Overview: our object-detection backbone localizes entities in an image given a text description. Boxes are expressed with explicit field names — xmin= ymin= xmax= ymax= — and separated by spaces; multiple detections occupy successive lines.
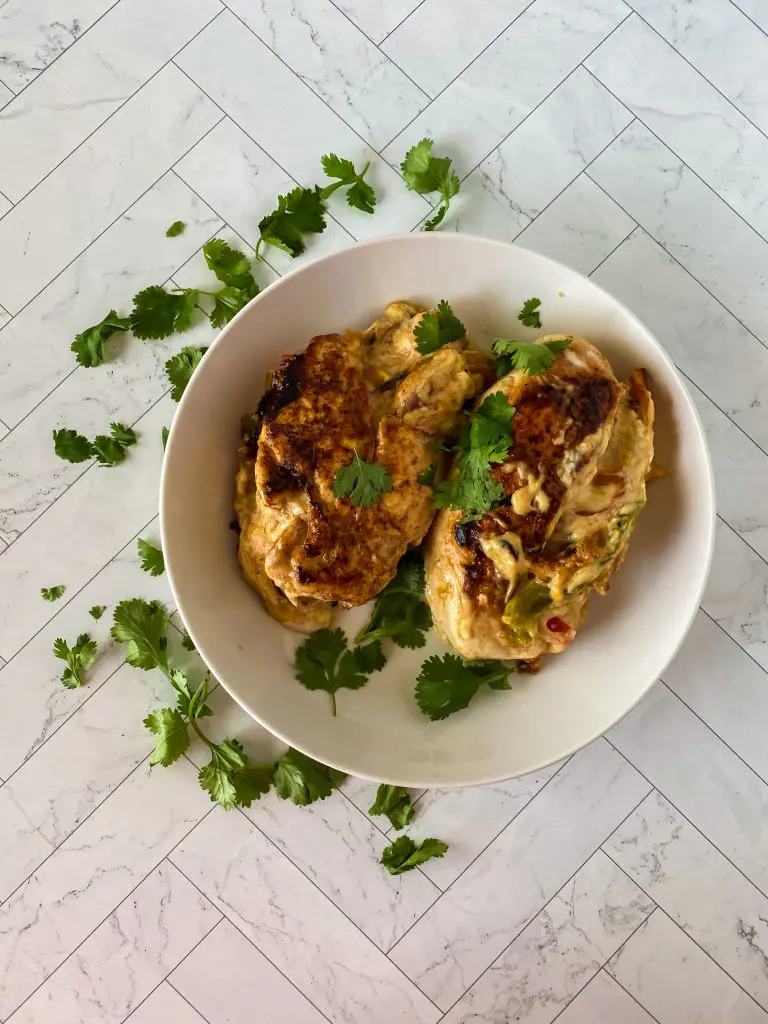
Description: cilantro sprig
xmin=320 ymin=154 xmax=377 ymax=214
xmin=415 ymin=654 xmax=513 ymax=720
xmin=493 ymin=336 xmax=571 ymax=378
xmin=369 ymin=785 xmax=415 ymax=830
xmin=355 ymin=552 xmax=432 ymax=650
xmin=401 ymin=138 xmax=460 ymax=231
xmin=137 ymin=538 xmax=164 ymax=577
xmin=256 ymin=187 xmax=327 ymax=259
xmin=333 ymin=450 xmax=393 ymax=508
xmin=294 ymin=628 xmax=386 ymax=716
xmin=381 ymin=835 xmax=448 ymax=874
xmin=433 ymin=392 xmax=515 ymax=520
xmin=165 ymin=346 xmax=208 ymax=402
xmin=71 ymin=311 xmax=131 ymax=368
xmin=111 ymin=598 xmax=347 ymax=809
xmin=518 ymin=297 xmax=542 ymax=329
xmin=413 ymin=300 xmax=466 ymax=355
xmin=53 ymin=423 xmax=137 ymax=467
xmin=53 ymin=633 xmax=98 ymax=689
xmin=41 ymin=584 xmax=65 ymax=602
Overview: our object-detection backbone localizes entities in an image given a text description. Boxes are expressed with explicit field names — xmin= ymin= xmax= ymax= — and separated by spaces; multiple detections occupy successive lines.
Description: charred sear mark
xmin=263 ymin=462 xmax=306 ymax=497
xmin=454 ymin=522 xmax=474 ymax=547
xmin=257 ymin=353 xmax=306 ymax=421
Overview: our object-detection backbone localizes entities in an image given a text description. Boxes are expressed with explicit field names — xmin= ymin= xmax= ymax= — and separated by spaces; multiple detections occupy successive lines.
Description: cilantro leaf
xmin=198 ymin=738 xmax=272 ymax=810
xmin=355 ymin=553 xmax=433 ymax=650
xmin=111 ymin=598 xmax=170 ymax=672
xmin=413 ymin=300 xmax=466 ymax=354
xmin=353 ymin=638 xmax=387 ymax=673
xmin=53 ymin=428 xmax=94 ymax=464
xmin=165 ymin=346 xmax=208 ymax=402
xmin=92 ymin=422 xmax=137 ymax=467
xmin=71 ymin=310 xmax=131 ymax=368
xmin=294 ymin=627 xmax=384 ymax=716
xmin=415 ymin=654 xmax=513 ymax=720
xmin=89 ymin=604 xmax=107 ymax=620
xmin=320 ymin=154 xmax=377 ymax=214
xmin=137 ymin=538 xmax=164 ymax=577
xmin=166 ymin=220 xmax=186 ymax=237
xmin=272 ymin=747 xmax=346 ymax=805
xmin=381 ymin=835 xmax=448 ymax=875
xmin=401 ymin=138 xmax=460 ymax=231
xmin=130 ymin=285 xmax=200 ymax=340
xmin=161 ymin=426 xmax=169 ymax=450
xmin=493 ymin=336 xmax=571 ymax=377
xmin=203 ymin=239 xmax=255 ymax=289
xmin=418 ymin=463 xmax=437 ymax=487
xmin=181 ymin=631 xmax=196 ymax=652
xmin=332 ymin=450 xmax=393 ymax=508
xmin=433 ymin=446 xmax=505 ymax=521
xmin=256 ymin=187 xmax=327 ymax=259
xmin=369 ymin=785 xmax=415 ymax=830
xmin=468 ymin=393 xmax=516 ymax=462
xmin=209 ymin=283 xmax=259 ymax=328
xmin=518 ymin=297 xmax=542 ymax=329
xmin=53 ymin=633 xmax=97 ymax=689
xmin=144 ymin=707 xmax=190 ymax=768
xmin=41 ymin=584 xmax=65 ymax=602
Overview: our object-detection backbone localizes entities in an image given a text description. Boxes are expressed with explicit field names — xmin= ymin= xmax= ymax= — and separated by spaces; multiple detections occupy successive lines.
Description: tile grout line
xmin=581 ymin=64 xmax=768 ymax=253
xmin=714 ymin=510 xmax=768 ymax=573
xmin=587 ymin=223 xmax=640 ymax=276
xmin=386 ymin=754 xmax=577 ymax=957
xmin=675 ymin=365 xmax=768 ymax=461
xmin=433 ymin=782 xmax=654 ymax=1018
xmin=700 ymin=604 xmax=768 ymax=692
xmin=601 ymin=851 xmax=768 ymax=1016
xmin=607 ymin=970 xmax=664 ymax=1024
xmin=583 ymin=166 xmax=768 ymax=355
xmin=0 ymin=109 xmax=226 ymax=326
xmin=725 ymin=0 xmax=768 ymax=40
xmin=548 ymin=905 xmax=661 ymax=1024
xmin=3 ymin=795 xmax=218 ymax=1021
xmin=603 ymin=735 xmax=768 ymax=902
xmin=167 ymin=854 xmax=337 ymax=1024
xmin=280 ymin=0 xmax=433 ymax=102
xmin=227 ymin=804 xmax=441 ymax=1011
xmin=377 ymin=0 xmax=541 ymax=154
xmin=4 ymin=6 xmax=228 ymax=209
xmin=380 ymin=0 xmax=430 ymax=43
xmin=626 ymin=7 xmax=768 ymax=148
xmin=0 ymin=0 xmax=124 ymax=103
xmin=164 ymin=979 xmax=216 ymax=1024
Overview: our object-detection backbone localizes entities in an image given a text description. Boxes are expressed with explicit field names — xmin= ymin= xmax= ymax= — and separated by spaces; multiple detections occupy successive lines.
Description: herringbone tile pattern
xmin=1 ymin=1 xmax=768 ymax=1020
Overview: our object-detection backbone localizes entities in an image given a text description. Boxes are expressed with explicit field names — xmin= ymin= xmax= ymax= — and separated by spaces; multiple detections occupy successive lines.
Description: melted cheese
xmin=480 ymin=531 xmax=526 ymax=587
xmin=511 ymin=474 xmax=550 ymax=516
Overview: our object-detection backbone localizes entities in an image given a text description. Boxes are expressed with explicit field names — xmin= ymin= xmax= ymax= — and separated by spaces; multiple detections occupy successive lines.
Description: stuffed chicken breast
xmin=424 ymin=335 xmax=654 ymax=664
xmin=235 ymin=302 xmax=493 ymax=631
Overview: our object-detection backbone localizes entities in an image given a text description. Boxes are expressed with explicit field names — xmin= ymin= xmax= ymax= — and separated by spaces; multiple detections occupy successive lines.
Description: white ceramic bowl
xmin=161 ymin=233 xmax=715 ymax=788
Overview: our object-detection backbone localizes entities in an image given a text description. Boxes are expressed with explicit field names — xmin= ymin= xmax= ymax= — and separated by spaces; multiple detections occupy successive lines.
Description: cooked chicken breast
xmin=425 ymin=336 xmax=653 ymax=663
xmin=235 ymin=302 xmax=493 ymax=631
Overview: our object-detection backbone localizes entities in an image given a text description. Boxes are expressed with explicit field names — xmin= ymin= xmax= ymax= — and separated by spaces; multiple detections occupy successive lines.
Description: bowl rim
xmin=160 ymin=232 xmax=717 ymax=788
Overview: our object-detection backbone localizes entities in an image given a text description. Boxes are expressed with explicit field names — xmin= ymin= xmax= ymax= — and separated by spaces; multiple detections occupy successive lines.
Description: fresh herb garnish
xmin=71 ymin=310 xmax=131 ymax=368
xmin=381 ymin=835 xmax=449 ymax=874
xmin=493 ymin=336 xmax=571 ymax=378
xmin=293 ymin=628 xmax=386 ymax=716
xmin=369 ymin=785 xmax=415 ymax=830
xmin=355 ymin=552 xmax=432 ymax=650
xmin=415 ymin=653 xmax=513 ymax=720
xmin=41 ymin=584 xmax=65 ymax=602
xmin=161 ymin=426 xmax=169 ymax=450
xmin=332 ymin=450 xmax=393 ymax=508
xmin=413 ymin=300 xmax=466 ymax=354
xmin=89 ymin=604 xmax=107 ymax=620
xmin=256 ymin=187 xmax=327 ymax=259
xmin=165 ymin=346 xmax=208 ymax=403
xmin=130 ymin=285 xmax=200 ymax=340
xmin=319 ymin=154 xmax=376 ymax=214
xmin=433 ymin=393 xmax=515 ymax=520
xmin=53 ymin=633 xmax=98 ymax=689
xmin=418 ymin=463 xmax=437 ymax=487
xmin=203 ymin=238 xmax=260 ymax=327
xmin=518 ymin=297 xmax=542 ymax=329
xmin=272 ymin=747 xmax=347 ymax=805
xmin=166 ymin=220 xmax=186 ymax=237
xmin=137 ymin=538 xmax=164 ymax=577
xmin=401 ymin=138 xmax=460 ymax=231
xmin=53 ymin=423 xmax=137 ymax=467
xmin=181 ymin=631 xmax=196 ymax=652
xmin=53 ymin=428 xmax=95 ymax=464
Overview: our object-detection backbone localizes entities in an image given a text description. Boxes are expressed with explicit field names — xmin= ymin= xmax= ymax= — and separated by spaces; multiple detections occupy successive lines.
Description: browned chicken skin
xmin=425 ymin=337 xmax=654 ymax=662
xmin=235 ymin=302 xmax=493 ymax=631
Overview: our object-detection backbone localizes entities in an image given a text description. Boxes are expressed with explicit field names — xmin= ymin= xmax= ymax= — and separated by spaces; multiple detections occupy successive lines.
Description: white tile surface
xmin=0 ymin=0 xmax=222 ymax=201
xmin=390 ymin=739 xmax=649 ymax=1009
xmin=2 ymin=2 xmax=768 ymax=1022
xmin=608 ymin=911 xmax=768 ymax=1024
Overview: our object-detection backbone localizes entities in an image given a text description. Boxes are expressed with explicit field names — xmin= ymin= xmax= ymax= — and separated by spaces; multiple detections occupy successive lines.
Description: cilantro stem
xmin=318 ymin=161 xmax=370 ymax=201
xmin=330 ymin=692 xmax=337 ymax=718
